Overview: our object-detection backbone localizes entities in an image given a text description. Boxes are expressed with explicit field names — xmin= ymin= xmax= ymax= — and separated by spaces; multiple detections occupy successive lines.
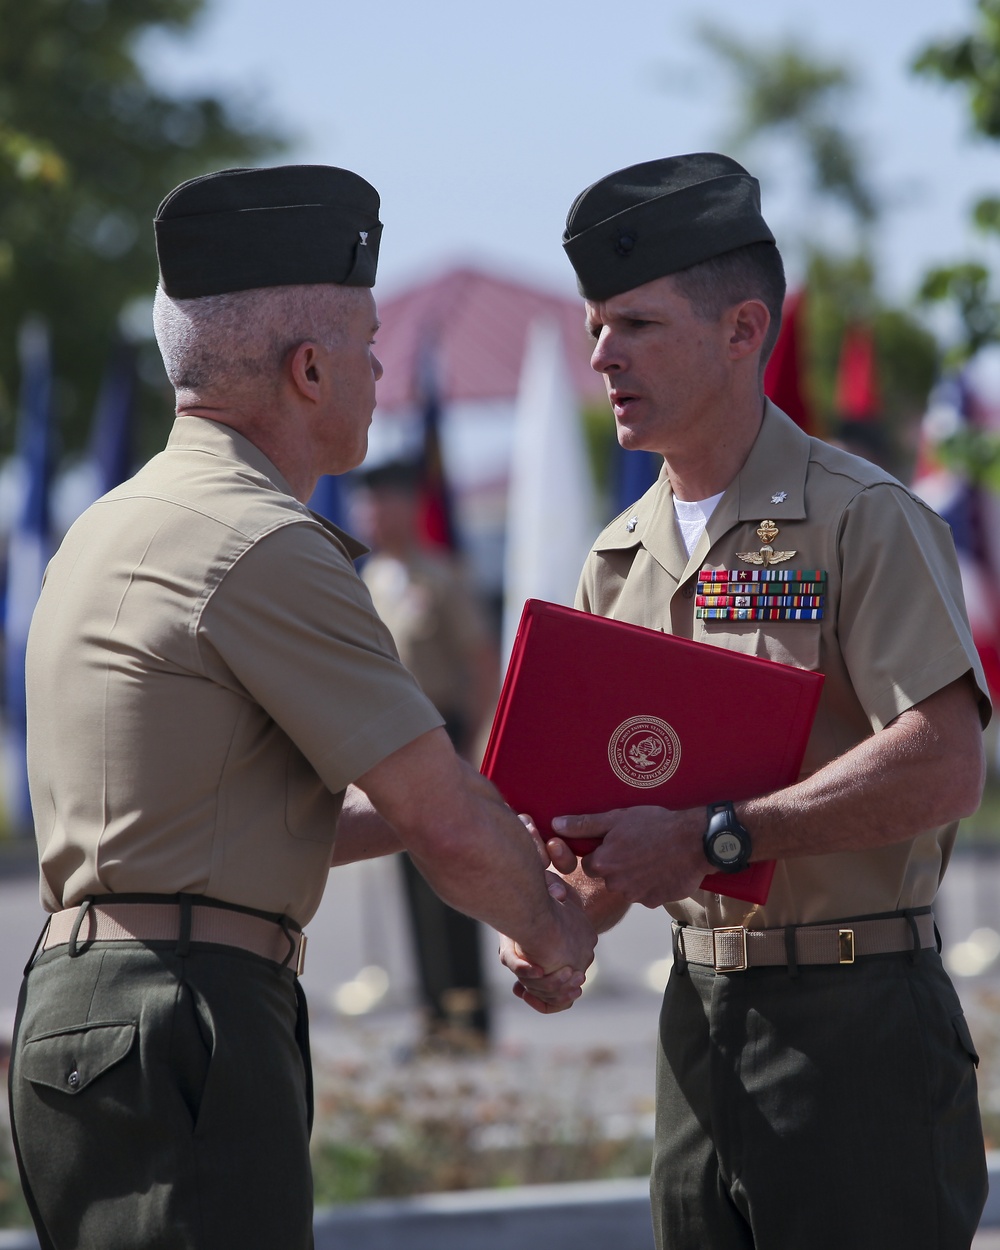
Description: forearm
xmin=330 ymin=784 xmax=403 ymax=865
xmin=356 ymin=729 xmax=590 ymax=972
xmin=740 ymin=675 xmax=985 ymax=861
xmin=553 ymin=675 xmax=986 ymax=909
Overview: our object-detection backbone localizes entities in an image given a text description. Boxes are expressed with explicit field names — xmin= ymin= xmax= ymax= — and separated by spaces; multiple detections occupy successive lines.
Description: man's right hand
xmin=498 ymin=872 xmax=594 ymax=1013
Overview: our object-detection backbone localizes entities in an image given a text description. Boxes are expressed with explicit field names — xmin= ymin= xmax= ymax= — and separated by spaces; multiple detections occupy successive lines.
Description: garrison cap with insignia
xmin=563 ymin=153 xmax=775 ymax=301
xmin=155 ymin=165 xmax=383 ymax=299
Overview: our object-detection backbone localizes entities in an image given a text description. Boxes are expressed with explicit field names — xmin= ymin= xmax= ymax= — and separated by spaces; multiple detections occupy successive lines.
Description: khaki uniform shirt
xmin=26 ymin=417 xmax=443 ymax=926
xmin=577 ymin=402 xmax=990 ymax=929
xmin=361 ymin=550 xmax=491 ymax=721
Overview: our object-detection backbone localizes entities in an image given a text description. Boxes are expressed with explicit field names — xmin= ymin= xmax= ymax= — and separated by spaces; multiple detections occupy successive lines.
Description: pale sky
xmin=138 ymin=0 xmax=995 ymax=309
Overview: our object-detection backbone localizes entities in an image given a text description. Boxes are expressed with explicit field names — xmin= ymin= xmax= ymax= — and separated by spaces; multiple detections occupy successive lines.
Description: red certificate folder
xmin=482 ymin=599 xmax=824 ymax=905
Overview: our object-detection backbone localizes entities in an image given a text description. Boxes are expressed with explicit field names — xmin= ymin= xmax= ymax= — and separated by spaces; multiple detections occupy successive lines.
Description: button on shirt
xmin=576 ymin=402 xmax=991 ymax=930
xmin=26 ymin=417 xmax=443 ymax=926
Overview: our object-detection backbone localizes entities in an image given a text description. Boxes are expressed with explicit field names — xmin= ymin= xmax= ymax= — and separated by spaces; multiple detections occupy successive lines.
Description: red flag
xmin=835 ymin=323 xmax=881 ymax=421
xmin=911 ymin=372 xmax=1000 ymax=699
xmin=764 ymin=290 xmax=815 ymax=434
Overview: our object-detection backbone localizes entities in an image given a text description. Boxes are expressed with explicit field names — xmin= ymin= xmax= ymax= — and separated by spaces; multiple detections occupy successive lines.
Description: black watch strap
xmin=704 ymin=801 xmax=752 ymax=873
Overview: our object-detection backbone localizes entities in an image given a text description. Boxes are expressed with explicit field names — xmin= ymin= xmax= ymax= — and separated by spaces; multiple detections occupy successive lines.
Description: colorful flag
xmin=415 ymin=347 xmax=459 ymax=551
xmin=307 ymin=474 xmax=345 ymax=530
xmin=502 ymin=318 xmax=599 ymax=664
xmin=4 ymin=318 xmax=55 ymax=834
xmin=764 ymin=290 xmax=815 ymax=434
xmin=611 ymin=441 xmax=661 ymax=516
xmin=835 ymin=322 xmax=881 ymax=422
xmin=911 ymin=368 xmax=1000 ymax=698
xmin=87 ymin=339 xmax=135 ymax=496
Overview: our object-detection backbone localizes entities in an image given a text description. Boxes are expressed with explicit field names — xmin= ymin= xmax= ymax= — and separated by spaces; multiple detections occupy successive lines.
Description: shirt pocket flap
xmin=21 ymin=1022 xmax=137 ymax=1094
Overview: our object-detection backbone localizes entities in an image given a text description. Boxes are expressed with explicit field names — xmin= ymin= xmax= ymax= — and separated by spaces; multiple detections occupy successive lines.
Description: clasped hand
xmin=499 ymin=805 xmax=706 ymax=1013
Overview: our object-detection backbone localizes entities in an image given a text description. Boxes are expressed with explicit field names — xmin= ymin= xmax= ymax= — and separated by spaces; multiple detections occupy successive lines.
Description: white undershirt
xmin=673 ymin=492 xmax=725 ymax=558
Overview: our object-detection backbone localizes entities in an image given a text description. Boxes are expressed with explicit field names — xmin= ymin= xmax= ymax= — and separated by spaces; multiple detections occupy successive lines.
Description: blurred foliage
xmin=310 ymin=1045 xmax=653 ymax=1207
xmin=914 ymin=0 xmax=1000 ymax=139
xmin=0 ymin=0 xmax=287 ymax=461
xmin=913 ymin=0 xmax=1000 ymax=365
xmin=700 ymin=25 xmax=877 ymax=226
xmin=804 ymin=251 xmax=939 ymax=474
xmin=695 ymin=31 xmax=938 ymax=477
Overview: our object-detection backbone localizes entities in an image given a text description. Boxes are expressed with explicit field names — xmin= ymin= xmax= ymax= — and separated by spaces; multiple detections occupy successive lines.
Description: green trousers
xmin=9 ymin=938 xmax=314 ymax=1250
xmin=652 ymin=944 xmax=986 ymax=1250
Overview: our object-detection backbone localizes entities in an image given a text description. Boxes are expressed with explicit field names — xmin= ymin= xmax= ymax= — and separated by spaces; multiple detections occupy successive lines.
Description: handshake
xmin=497 ymin=804 xmax=710 ymax=1013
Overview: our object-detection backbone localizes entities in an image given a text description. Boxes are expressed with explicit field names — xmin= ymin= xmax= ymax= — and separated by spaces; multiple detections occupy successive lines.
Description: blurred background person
xmin=356 ymin=458 xmax=500 ymax=1049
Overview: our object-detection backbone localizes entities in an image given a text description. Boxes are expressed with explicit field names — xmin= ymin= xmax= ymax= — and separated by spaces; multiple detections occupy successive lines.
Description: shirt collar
xmin=165 ymin=416 xmax=369 ymax=560
xmin=591 ymin=401 xmax=811 ymax=579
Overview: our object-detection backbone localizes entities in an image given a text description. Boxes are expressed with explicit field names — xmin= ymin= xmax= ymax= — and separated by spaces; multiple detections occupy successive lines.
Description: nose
xmin=590 ymin=328 xmax=619 ymax=375
xmin=372 ymin=351 xmax=384 ymax=382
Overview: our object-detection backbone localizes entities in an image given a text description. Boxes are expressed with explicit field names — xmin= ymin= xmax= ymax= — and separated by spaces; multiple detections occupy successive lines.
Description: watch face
xmin=712 ymin=831 xmax=744 ymax=863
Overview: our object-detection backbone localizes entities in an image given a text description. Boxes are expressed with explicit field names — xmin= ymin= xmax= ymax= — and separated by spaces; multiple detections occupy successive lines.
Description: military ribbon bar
xmin=695 ymin=569 xmax=828 ymax=623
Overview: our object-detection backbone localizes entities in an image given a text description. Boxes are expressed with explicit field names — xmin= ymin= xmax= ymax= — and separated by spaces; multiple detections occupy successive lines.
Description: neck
xmin=665 ymin=393 xmax=766 ymax=502
xmin=176 ymin=400 xmax=316 ymax=503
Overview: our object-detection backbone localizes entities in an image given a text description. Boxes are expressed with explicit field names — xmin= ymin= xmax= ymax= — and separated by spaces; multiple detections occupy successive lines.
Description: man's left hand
xmin=551 ymin=805 xmax=706 ymax=907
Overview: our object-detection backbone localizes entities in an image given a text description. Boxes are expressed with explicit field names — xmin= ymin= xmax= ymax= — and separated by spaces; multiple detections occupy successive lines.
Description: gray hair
xmin=152 ymin=283 xmax=362 ymax=394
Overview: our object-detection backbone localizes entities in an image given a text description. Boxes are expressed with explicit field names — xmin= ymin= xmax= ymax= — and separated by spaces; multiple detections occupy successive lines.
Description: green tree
xmin=699 ymin=25 xmax=877 ymax=231
xmin=0 ymin=0 xmax=287 ymax=457
xmin=913 ymin=0 xmax=1000 ymax=364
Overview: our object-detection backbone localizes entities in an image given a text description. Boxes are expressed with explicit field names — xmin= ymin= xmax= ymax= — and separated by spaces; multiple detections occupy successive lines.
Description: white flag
xmin=502 ymin=318 xmax=598 ymax=664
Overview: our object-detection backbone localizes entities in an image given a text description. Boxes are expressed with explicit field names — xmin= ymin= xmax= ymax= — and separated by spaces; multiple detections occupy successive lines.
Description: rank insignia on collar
xmin=626 ymin=516 xmax=638 ymax=533
xmin=771 ymin=491 xmax=787 ymax=504
xmin=736 ymin=519 xmax=796 ymax=568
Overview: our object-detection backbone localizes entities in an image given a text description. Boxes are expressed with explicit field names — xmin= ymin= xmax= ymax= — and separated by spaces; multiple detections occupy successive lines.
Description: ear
xmin=727 ymin=299 xmax=770 ymax=362
xmin=288 ymin=341 xmax=323 ymax=402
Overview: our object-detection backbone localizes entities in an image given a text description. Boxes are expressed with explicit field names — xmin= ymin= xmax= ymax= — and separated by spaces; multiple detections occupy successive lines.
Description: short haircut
xmin=152 ymin=282 xmax=363 ymax=394
xmin=669 ymin=241 xmax=786 ymax=365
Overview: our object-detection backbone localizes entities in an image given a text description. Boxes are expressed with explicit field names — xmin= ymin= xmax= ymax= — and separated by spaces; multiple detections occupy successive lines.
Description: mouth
xmin=609 ymin=391 xmax=639 ymax=419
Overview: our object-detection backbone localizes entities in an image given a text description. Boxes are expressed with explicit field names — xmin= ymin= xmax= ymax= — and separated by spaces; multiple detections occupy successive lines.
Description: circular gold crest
xmin=608 ymin=715 xmax=681 ymax=789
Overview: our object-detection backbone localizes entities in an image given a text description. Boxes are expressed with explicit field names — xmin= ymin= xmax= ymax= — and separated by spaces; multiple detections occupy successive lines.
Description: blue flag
xmin=611 ymin=441 xmax=661 ymax=517
xmin=307 ymin=474 xmax=346 ymax=530
xmin=88 ymin=339 xmax=135 ymax=496
xmin=4 ymin=318 xmax=55 ymax=835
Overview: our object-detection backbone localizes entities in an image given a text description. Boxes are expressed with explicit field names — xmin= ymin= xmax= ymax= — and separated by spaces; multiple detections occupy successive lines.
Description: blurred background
xmin=4 ymin=0 xmax=1000 ymax=1228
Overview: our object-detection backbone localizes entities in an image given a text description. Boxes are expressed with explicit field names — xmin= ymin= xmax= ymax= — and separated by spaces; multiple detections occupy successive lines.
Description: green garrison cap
xmin=155 ymin=165 xmax=383 ymax=298
xmin=563 ymin=153 xmax=775 ymax=301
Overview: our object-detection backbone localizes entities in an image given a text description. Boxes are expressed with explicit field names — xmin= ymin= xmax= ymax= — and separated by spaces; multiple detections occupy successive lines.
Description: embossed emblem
xmin=737 ymin=519 xmax=796 ymax=568
xmin=608 ymin=715 xmax=681 ymax=788
xmin=359 ymin=231 xmax=369 ymax=246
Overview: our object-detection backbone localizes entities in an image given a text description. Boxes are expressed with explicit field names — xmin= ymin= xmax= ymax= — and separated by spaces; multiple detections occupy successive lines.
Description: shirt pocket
xmin=20 ymin=1021 xmax=137 ymax=1095
xmin=694 ymin=619 xmax=821 ymax=672
xmin=284 ymin=741 xmax=342 ymax=844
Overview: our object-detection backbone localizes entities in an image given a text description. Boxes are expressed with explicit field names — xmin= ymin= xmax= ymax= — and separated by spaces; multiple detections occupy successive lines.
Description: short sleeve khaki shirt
xmin=577 ymin=402 xmax=990 ymax=929
xmin=26 ymin=417 xmax=443 ymax=925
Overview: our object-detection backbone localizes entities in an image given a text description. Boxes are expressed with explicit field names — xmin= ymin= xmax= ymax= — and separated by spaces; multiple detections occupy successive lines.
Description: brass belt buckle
xmin=838 ymin=929 xmax=855 ymax=964
xmin=713 ymin=926 xmax=749 ymax=972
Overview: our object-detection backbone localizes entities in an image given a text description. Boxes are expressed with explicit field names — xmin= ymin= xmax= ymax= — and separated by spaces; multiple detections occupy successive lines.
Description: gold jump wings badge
xmin=736 ymin=519 xmax=796 ymax=567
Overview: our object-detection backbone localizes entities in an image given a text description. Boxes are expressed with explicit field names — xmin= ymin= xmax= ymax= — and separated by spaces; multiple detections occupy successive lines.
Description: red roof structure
xmin=373 ymin=266 xmax=606 ymax=412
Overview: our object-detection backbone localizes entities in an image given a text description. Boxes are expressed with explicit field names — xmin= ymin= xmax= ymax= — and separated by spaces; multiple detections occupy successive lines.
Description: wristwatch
xmin=703 ymin=802 xmax=752 ymax=873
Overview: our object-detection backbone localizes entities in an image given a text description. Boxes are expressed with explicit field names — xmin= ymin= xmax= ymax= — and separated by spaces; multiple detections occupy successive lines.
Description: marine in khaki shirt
xmin=577 ymin=398 xmax=989 ymax=931
xmin=9 ymin=165 xmax=595 ymax=1250
xmin=503 ymin=154 xmax=991 ymax=1250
